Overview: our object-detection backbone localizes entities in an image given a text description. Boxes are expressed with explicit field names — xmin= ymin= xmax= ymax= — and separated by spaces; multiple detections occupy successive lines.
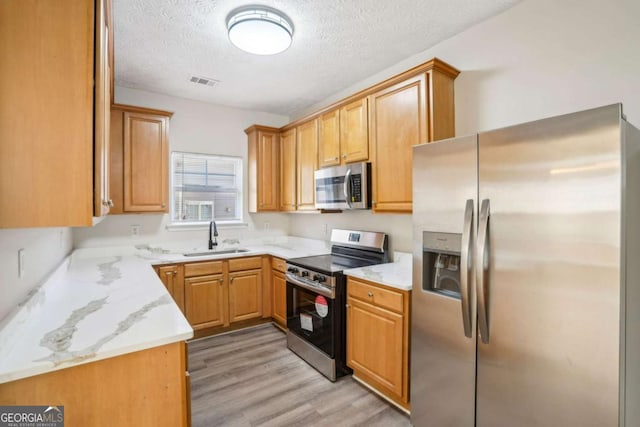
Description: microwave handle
xmin=343 ymin=168 xmax=352 ymax=208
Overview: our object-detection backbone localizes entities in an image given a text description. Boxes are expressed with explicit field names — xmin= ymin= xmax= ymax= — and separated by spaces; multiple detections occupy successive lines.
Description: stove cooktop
xmin=287 ymin=254 xmax=378 ymax=276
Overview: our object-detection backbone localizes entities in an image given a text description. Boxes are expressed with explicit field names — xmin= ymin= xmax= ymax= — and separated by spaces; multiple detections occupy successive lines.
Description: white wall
xmin=289 ymin=0 xmax=640 ymax=250
xmin=74 ymin=87 xmax=291 ymax=248
xmin=294 ymin=0 xmax=640 ymax=132
xmin=0 ymin=228 xmax=72 ymax=320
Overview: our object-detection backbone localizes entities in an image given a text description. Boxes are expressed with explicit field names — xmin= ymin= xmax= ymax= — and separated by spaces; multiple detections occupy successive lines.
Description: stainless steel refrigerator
xmin=411 ymin=104 xmax=640 ymax=426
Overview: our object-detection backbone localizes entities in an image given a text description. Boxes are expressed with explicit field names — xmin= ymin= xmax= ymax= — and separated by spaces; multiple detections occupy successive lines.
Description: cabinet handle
xmin=367 ymin=291 xmax=373 ymax=297
xmin=372 ymin=201 xmax=377 ymax=206
xmin=230 ymin=277 xmax=234 ymax=284
xmin=107 ymin=199 xmax=114 ymax=208
xmin=334 ymin=157 xmax=338 ymax=161
xmin=342 ymin=154 xmax=347 ymax=159
xmin=219 ymin=279 xmax=224 ymax=285
xmin=173 ymin=271 xmax=177 ymax=276
xmin=161 ymin=203 xmax=166 ymax=208
xmin=346 ymin=304 xmax=351 ymax=308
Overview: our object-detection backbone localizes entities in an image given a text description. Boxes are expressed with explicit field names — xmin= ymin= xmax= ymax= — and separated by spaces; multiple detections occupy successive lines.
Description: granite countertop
xmin=344 ymin=251 xmax=412 ymax=291
xmin=0 ymin=236 xmax=330 ymax=384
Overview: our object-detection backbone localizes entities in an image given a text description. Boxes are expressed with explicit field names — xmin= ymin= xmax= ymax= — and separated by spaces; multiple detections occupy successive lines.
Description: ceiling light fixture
xmin=226 ymin=6 xmax=294 ymax=55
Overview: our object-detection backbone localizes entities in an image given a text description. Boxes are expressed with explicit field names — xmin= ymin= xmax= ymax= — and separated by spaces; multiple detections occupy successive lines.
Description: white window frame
xmin=169 ymin=151 xmax=244 ymax=228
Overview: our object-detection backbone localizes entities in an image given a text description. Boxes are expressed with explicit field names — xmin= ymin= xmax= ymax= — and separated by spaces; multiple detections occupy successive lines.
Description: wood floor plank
xmin=189 ymin=323 xmax=410 ymax=427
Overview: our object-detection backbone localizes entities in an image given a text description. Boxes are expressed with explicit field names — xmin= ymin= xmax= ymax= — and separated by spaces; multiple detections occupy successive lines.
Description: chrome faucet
xmin=208 ymin=220 xmax=218 ymax=250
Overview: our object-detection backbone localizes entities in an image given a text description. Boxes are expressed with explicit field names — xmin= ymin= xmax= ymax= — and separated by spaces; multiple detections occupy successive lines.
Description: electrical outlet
xmin=18 ymin=248 xmax=25 ymax=278
xmin=263 ymin=222 xmax=270 ymax=232
xmin=130 ymin=224 xmax=141 ymax=237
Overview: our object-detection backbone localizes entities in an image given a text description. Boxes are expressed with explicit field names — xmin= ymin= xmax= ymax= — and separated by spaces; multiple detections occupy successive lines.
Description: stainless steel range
xmin=286 ymin=229 xmax=389 ymax=381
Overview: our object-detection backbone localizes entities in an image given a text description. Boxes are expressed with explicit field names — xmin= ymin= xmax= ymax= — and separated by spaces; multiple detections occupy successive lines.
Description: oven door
xmin=286 ymin=277 xmax=336 ymax=358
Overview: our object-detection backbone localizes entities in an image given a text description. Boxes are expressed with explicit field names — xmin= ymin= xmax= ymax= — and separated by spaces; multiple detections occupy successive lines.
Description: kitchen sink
xmin=183 ymin=249 xmax=250 ymax=257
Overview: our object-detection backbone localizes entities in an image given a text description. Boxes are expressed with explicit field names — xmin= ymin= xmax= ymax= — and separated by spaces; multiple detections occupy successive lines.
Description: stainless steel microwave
xmin=314 ymin=162 xmax=371 ymax=210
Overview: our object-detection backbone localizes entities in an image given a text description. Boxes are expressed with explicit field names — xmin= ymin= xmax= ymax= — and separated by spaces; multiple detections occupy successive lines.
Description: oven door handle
xmin=286 ymin=274 xmax=336 ymax=299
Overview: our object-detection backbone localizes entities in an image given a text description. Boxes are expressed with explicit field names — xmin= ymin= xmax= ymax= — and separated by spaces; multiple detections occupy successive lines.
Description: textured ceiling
xmin=114 ymin=0 xmax=520 ymax=116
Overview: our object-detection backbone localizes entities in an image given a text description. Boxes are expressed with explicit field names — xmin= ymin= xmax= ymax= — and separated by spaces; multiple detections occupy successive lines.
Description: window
xmin=171 ymin=152 xmax=243 ymax=224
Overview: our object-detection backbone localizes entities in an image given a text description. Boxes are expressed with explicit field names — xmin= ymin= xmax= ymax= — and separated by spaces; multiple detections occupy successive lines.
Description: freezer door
xmin=476 ymin=105 xmax=622 ymax=426
xmin=411 ymin=135 xmax=477 ymax=427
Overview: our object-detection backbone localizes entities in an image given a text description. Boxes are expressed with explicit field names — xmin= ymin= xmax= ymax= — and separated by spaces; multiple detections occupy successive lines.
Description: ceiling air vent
xmin=189 ymin=75 xmax=219 ymax=87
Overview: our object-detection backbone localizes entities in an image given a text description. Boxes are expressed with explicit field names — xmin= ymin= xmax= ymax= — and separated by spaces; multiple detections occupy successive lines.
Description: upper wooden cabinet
xmin=279 ymin=128 xmax=297 ymax=211
xmin=318 ymin=109 xmax=341 ymax=168
xmin=296 ymin=120 xmax=318 ymax=211
xmin=246 ymin=58 xmax=458 ymax=215
xmin=369 ymin=74 xmax=427 ymax=213
xmin=318 ymin=99 xmax=369 ymax=169
xmin=246 ymin=125 xmax=280 ymax=212
xmin=110 ymin=105 xmax=172 ymax=214
xmin=0 ymin=0 xmax=113 ymax=227
xmin=370 ymin=62 xmax=458 ymax=213
xmin=340 ymin=98 xmax=369 ymax=164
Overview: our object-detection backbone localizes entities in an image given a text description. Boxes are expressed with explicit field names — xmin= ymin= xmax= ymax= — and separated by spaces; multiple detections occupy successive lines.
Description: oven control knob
xmin=287 ymin=267 xmax=299 ymax=274
xmin=314 ymin=274 xmax=326 ymax=283
xmin=301 ymin=271 xmax=309 ymax=277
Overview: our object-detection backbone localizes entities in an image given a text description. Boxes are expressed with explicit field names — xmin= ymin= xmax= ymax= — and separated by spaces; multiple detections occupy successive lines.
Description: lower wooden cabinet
xmin=229 ymin=269 xmax=263 ymax=323
xmin=185 ymin=274 xmax=226 ymax=330
xmin=155 ymin=256 xmax=269 ymax=336
xmin=0 ymin=342 xmax=189 ymax=427
xmin=156 ymin=264 xmax=185 ymax=313
xmin=346 ymin=277 xmax=410 ymax=409
xmin=271 ymin=257 xmax=287 ymax=329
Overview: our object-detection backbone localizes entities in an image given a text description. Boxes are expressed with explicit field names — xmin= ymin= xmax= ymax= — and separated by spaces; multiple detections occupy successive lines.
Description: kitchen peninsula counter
xmin=0 ymin=236 xmax=330 ymax=384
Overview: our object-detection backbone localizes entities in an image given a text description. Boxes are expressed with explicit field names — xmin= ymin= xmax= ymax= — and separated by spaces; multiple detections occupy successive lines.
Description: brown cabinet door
xmin=340 ymin=98 xmax=369 ymax=163
xmin=318 ymin=109 xmax=341 ymax=168
xmin=369 ymin=74 xmax=427 ymax=213
xmin=257 ymin=130 xmax=279 ymax=211
xmin=280 ymin=128 xmax=297 ymax=211
xmin=272 ymin=270 xmax=287 ymax=328
xmin=185 ymin=274 xmax=226 ymax=329
xmin=296 ymin=119 xmax=318 ymax=210
xmin=123 ymin=112 xmax=169 ymax=212
xmin=157 ymin=265 xmax=185 ymax=313
xmin=228 ymin=270 xmax=263 ymax=323
xmin=347 ymin=297 xmax=404 ymax=398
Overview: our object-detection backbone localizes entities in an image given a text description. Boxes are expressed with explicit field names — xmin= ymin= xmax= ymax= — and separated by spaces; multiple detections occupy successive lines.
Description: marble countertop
xmin=344 ymin=252 xmax=412 ymax=291
xmin=0 ymin=236 xmax=330 ymax=384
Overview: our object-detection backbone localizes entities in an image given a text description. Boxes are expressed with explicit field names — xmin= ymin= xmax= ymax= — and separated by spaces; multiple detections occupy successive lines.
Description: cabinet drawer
xmin=348 ymin=278 xmax=404 ymax=313
xmin=184 ymin=261 xmax=223 ymax=277
xmin=271 ymin=257 xmax=287 ymax=273
xmin=228 ymin=256 xmax=262 ymax=272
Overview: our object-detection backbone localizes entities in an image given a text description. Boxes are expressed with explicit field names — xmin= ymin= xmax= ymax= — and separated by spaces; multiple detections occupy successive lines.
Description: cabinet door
xmin=347 ymin=298 xmax=404 ymax=398
xmin=257 ymin=130 xmax=279 ymax=211
xmin=229 ymin=270 xmax=263 ymax=323
xmin=296 ymin=120 xmax=318 ymax=211
xmin=0 ymin=0 xmax=95 ymax=227
xmin=157 ymin=265 xmax=185 ymax=313
xmin=318 ymin=109 xmax=340 ymax=168
xmin=369 ymin=74 xmax=427 ymax=213
xmin=185 ymin=274 xmax=226 ymax=329
xmin=123 ymin=112 xmax=169 ymax=212
xmin=340 ymin=98 xmax=369 ymax=163
xmin=280 ymin=128 xmax=297 ymax=211
xmin=272 ymin=270 xmax=287 ymax=328
xmin=93 ymin=0 xmax=112 ymax=217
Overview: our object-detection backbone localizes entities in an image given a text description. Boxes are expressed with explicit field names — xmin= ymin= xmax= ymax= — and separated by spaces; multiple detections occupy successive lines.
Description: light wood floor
xmin=188 ymin=323 xmax=411 ymax=427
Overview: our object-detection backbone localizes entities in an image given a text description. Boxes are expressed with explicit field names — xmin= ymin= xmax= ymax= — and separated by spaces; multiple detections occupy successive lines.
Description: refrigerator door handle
xmin=460 ymin=199 xmax=474 ymax=338
xmin=477 ymin=199 xmax=491 ymax=344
